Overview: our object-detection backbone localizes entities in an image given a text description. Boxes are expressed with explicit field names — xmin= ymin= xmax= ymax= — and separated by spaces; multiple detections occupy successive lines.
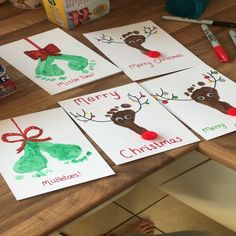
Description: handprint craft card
xmin=141 ymin=64 xmax=236 ymax=140
xmin=0 ymin=28 xmax=121 ymax=95
xmin=83 ymin=20 xmax=203 ymax=81
xmin=0 ymin=108 xmax=114 ymax=200
xmin=59 ymin=83 xmax=199 ymax=165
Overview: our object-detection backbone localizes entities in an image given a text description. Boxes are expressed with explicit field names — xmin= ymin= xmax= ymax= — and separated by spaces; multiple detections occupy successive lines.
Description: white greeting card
xmin=0 ymin=28 xmax=121 ymax=95
xmin=141 ymin=64 xmax=236 ymax=140
xmin=0 ymin=108 xmax=114 ymax=200
xmin=83 ymin=20 xmax=202 ymax=81
xmin=59 ymin=83 xmax=199 ymax=165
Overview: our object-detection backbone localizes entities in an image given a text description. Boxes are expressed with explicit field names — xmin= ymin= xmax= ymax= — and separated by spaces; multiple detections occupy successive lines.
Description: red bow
xmin=24 ymin=43 xmax=61 ymax=61
xmin=2 ymin=126 xmax=52 ymax=154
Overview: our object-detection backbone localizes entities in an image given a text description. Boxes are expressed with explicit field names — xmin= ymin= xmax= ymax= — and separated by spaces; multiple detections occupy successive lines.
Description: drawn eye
xmin=115 ymin=117 xmax=123 ymax=122
xmin=124 ymin=115 xmax=132 ymax=120
xmin=197 ymin=96 xmax=205 ymax=101
xmin=207 ymin=93 xmax=214 ymax=97
xmin=128 ymin=40 xmax=135 ymax=45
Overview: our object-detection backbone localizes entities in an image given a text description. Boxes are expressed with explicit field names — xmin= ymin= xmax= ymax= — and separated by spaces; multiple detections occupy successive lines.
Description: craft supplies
xmin=0 ymin=65 xmax=17 ymax=99
xmin=42 ymin=0 xmax=110 ymax=30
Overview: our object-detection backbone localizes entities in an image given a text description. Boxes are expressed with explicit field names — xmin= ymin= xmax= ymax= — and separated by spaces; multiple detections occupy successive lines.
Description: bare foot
xmin=103 ymin=219 xmax=155 ymax=236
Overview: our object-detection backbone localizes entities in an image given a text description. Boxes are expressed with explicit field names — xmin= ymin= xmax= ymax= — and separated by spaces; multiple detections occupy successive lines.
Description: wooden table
xmin=0 ymin=0 xmax=236 ymax=235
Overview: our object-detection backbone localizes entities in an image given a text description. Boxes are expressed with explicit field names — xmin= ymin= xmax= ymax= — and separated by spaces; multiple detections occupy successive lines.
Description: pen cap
xmin=165 ymin=0 xmax=209 ymax=18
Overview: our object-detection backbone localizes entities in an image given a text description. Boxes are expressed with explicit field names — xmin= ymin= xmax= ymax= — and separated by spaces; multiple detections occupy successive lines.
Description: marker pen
xmin=201 ymin=24 xmax=229 ymax=63
xmin=229 ymin=30 xmax=236 ymax=47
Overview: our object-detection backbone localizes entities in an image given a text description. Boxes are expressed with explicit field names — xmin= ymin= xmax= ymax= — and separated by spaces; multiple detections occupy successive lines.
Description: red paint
xmin=141 ymin=131 xmax=158 ymax=140
xmin=226 ymin=107 xmax=236 ymax=116
xmin=146 ymin=51 xmax=161 ymax=58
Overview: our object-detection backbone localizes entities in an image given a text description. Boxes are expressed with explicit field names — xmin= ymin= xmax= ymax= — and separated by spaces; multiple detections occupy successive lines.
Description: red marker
xmin=201 ymin=24 xmax=229 ymax=63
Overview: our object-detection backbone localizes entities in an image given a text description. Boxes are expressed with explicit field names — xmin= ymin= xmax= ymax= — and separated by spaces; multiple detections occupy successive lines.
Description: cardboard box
xmin=42 ymin=0 xmax=110 ymax=30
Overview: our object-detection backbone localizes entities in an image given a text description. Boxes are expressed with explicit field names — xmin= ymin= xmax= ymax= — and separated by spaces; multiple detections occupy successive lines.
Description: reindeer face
xmin=110 ymin=109 xmax=135 ymax=128
xmin=191 ymin=87 xmax=219 ymax=106
xmin=124 ymin=35 xmax=146 ymax=49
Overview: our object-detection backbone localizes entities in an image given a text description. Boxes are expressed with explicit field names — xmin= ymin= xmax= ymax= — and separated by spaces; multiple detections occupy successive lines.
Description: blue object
xmin=165 ymin=0 xmax=209 ymax=19
xmin=0 ymin=64 xmax=6 ymax=77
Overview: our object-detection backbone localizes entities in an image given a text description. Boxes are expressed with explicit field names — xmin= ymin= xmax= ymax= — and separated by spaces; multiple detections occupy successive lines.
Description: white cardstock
xmin=59 ymin=83 xmax=199 ymax=165
xmin=83 ymin=20 xmax=203 ymax=81
xmin=0 ymin=108 xmax=114 ymax=200
xmin=0 ymin=28 xmax=121 ymax=95
xmin=141 ymin=64 xmax=236 ymax=140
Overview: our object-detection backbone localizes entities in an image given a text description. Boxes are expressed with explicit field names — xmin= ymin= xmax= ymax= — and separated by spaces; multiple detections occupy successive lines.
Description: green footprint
xmin=13 ymin=141 xmax=48 ymax=175
xmin=38 ymin=142 xmax=83 ymax=162
xmin=35 ymin=54 xmax=96 ymax=81
xmin=12 ymin=140 xmax=92 ymax=179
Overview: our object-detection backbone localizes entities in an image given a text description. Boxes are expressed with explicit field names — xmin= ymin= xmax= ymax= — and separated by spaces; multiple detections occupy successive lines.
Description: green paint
xmin=13 ymin=141 xmax=48 ymax=174
xmin=39 ymin=142 xmax=83 ymax=161
xmin=35 ymin=56 xmax=65 ymax=77
xmin=15 ymin=175 xmax=24 ymax=180
xmin=35 ymin=54 xmax=96 ymax=81
xmin=13 ymin=140 xmax=92 ymax=179
xmin=32 ymin=169 xmax=52 ymax=178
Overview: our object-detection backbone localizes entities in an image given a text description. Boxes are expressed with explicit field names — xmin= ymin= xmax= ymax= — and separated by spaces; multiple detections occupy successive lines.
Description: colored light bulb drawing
xmin=1 ymin=119 xmax=92 ymax=179
xmin=95 ymin=26 xmax=161 ymax=58
xmin=71 ymin=92 xmax=158 ymax=140
xmin=24 ymin=38 xmax=96 ymax=82
xmin=153 ymin=70 xmax=236 ymax=116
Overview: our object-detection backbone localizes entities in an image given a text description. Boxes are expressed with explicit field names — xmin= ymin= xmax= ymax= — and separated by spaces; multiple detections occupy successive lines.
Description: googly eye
xmin=124 ymin=115 xmax=132 ymax=120
xmin=115 ymin=117 xmax=124 ymax=122
xmin=197 ymin=96 xmax=205 ymax=101
xmin=207 ymin=93 xmax=214 ymax=97
xmin=136 ymin=39 xmax=143 ymax=43
xmin=128 ymin=40 xmax=135 ymax=45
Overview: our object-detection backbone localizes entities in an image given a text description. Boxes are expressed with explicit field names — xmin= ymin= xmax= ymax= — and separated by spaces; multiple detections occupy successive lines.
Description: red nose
xmin=146 ymin=51 xmax=161 ymax=58
xmin=226 ymin=107 xmax=236 ymax=116
xmin=141 ymin=131 xmax=158 ymax=140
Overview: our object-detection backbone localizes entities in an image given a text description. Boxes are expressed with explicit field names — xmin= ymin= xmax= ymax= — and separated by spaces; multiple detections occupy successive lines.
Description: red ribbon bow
xmin=2 ymin=125 xmax=52 ymax=154
xmin=24 ymin=43 xmax=61 ymax=61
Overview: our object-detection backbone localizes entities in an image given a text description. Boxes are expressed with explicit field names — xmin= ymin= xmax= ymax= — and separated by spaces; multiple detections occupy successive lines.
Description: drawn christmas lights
xmin=141 ymin=65 xmax=236 ymax=140
xmin=60 ymin=83 xmax=199 ymax=165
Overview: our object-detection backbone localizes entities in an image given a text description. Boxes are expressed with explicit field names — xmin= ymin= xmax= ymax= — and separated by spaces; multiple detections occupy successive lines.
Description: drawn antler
xmin=95 ymin=34 xmax=123 ymax=44
xmin=127 ymin=92 xmax=149 ymax=112
xmin=202 ymin=70 xmax=223 ymax=89
xmin=152 ymin=88 xmax=192 ymax=103
xmin=144 ymin=26 xmax=158 ymax=38
xmin=151 ymin=69 xmax=236 ymax=116
xmin=95 ymin=25 xmax=160 ymax=58
xmin=70 ymin=109 xmax=111 ymax=123
xmin=71 ymin=92 xmax=158 ymax=140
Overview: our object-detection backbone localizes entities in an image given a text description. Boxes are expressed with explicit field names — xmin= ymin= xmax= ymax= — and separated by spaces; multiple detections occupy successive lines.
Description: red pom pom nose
xmin=141 ymin=131 xmax=158 ymax=140
xmin=146 ymin=50 xmax=161 ymax=58
xmin=226 ymin=108 xmax=236 ymax=116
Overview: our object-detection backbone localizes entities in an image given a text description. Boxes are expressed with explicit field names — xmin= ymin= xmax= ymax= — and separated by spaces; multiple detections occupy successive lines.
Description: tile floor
xmin=49 ymin=152 xmax=236 ymax=236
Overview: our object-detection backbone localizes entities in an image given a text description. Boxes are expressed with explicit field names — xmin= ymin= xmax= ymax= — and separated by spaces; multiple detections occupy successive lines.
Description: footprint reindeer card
xmin=0 ymin=108 xmax=114 ymax=200
xmin=141 ymin=64 xmax=236 ymax=140
xmin=0 ymin=28 xmax=120 ymax=95
xmin=83 ymin=20 xmax=202 ymax=81
xmin=59 ymin=83 xmax=199 ymax=165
